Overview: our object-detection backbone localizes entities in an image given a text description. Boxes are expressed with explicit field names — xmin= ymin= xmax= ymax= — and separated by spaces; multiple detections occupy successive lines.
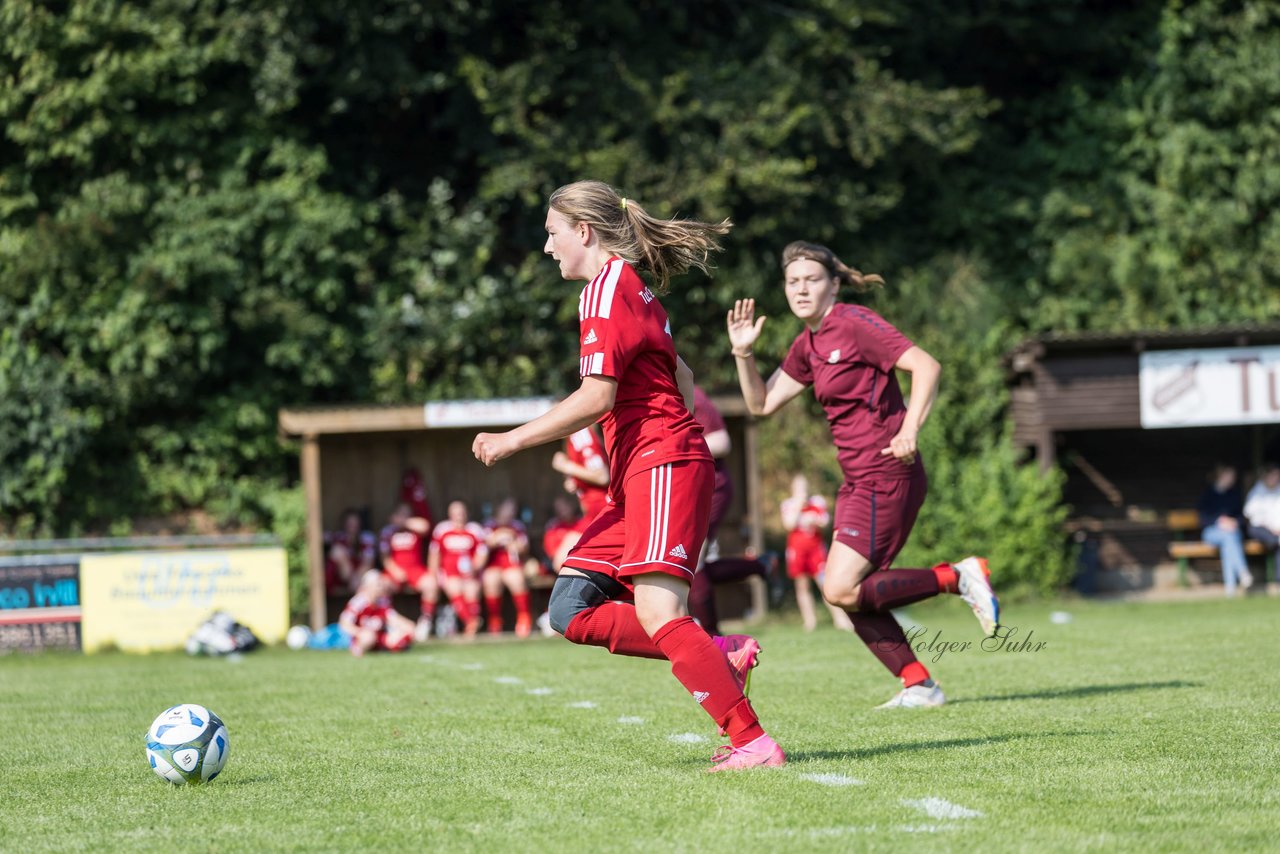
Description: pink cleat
xmin=707 ymin=734 xmax=786 ymax=772
xmin=713 ymin=634 xmax=761 ymax=696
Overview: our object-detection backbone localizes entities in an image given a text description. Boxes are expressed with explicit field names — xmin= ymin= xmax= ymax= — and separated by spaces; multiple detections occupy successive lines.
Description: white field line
xmin=798 ymin=772 xmax=865 ymax=787
xmin=566 ymin=701 xmax=598 ymax=709
xmin=526 ymin=687 xmax=553 ymax=695
xmin=493 ymin=676 xmax=523 ymax=685
xmin=667 ymin=733 xmax=708 ymax=744
xmin=902 ymin=797 xmax=984 ymax=820
xmin=616 ymin=716 xmax=645 ymax=724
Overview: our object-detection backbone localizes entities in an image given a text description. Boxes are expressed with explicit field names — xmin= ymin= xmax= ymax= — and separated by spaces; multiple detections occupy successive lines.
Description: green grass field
xmin=2 ymin=595 xmax=1277 ymax=853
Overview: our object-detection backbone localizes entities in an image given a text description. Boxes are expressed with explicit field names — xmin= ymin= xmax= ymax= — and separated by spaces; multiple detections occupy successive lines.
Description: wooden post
xmin=742 ymin=417 xmax=767 ymax=621
xmin=301 ymin=434 xmax=326 ymax=631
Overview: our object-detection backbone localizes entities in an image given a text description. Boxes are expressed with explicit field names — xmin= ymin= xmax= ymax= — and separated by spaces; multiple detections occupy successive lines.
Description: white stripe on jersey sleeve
xmin=596 ymin=260 xmax=621 ymax=319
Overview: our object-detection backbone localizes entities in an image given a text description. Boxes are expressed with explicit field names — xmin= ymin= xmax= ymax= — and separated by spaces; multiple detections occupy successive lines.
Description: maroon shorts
xmin=562 ymin=459 xmax=712 ymax=585
xmin=833 ymin=469 xmax=928 ymax=570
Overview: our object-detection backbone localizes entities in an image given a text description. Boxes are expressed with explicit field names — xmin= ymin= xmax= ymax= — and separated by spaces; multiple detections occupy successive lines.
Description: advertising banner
xmin=1140 ymin=346 xmax=1280 ymax=428
xmin=0 ymin=555 xmax=82 ymax=653
xmin=79 ymin=548 xmax=287 ymax=653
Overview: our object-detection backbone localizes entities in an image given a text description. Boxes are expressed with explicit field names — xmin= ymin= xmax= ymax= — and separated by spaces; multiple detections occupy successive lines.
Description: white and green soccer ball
xmin=145 ymin=704 xmax=229 ymax=785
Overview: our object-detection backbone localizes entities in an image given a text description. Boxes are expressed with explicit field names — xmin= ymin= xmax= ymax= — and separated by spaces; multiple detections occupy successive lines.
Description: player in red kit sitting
xmin=339 ymin=571 xmax=414 ymax=657
xmin=543 ymin=494 xmax=589 ymax=574
xmin=380 ymin=502 xmax=438 ymax=642
xmin=781 ymin=475 xmax=853 ymax=633
xmin=552 ymin=424 xmax=610 ymax=522
xmin=482 ymin=498 xmax=535 ymax=638
xmin=474 ymin=180 xmax=783 ymax=771
xmin=728 ymin=240 xmax=999 ymax=709
xmin=429 ymin=501 xmax=488 ymax=639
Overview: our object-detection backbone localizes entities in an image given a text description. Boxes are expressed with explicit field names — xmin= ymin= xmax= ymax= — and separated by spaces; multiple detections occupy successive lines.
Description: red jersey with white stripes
xmin=380 ymin=524 xmax=427 ymax=572
xmin=430 ymin=521 xmax=487 ymax=576
xmin=577 ymin=258 xmax=709 ymax=487
xmin=483 ymin=518 xmax=528 ymax=570
xmin=780 ymin=303 xmax=920 ymax=481
xmin=564 ymin=426 xmax=609 ymax=520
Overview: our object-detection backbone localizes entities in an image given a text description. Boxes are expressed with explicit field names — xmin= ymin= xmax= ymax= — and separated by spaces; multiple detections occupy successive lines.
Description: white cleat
xmin=955 ymin=556 xmax=999 ymax=638
xmin=414 ymin=617 xmax=433 ymax=643
xmin=876 ymin=682 xmax=946 ymax=709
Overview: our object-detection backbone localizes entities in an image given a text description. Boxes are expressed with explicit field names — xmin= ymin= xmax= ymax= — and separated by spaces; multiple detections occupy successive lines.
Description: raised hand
xmin=727 ymin=299 xmax=767 ymax=356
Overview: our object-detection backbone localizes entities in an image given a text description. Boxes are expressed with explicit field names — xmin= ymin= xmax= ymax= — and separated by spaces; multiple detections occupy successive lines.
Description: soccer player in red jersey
xmin=473 ymin=180 xmax=783 ymax=771
xmin=429 ymin=501 xmax=488 ymax=639
xmin=552 ymin=425 xmax=610 ymax=522
xmin=339 ymin=571 xmax=414 ymax=657
xmin=780 ymin=475 xmax=853 ymax=633
xmin=727 ymin=240 xmax=1000 ymax=709
xmin=481 ymin=497 xmax=535 ymax=638
xmin=542 ymin=494 xmax=589 ymax=574
xmin=380 ymin=502 xmax=438 ymax=642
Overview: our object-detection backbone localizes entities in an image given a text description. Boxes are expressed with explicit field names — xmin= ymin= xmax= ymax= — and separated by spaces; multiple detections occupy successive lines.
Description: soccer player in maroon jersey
xmin=552 ymin=425 xmax=610 ymax=522
xmin=481 ymin=498 xmax=535 ymax=638
xmin=380 ymin=502 xmax=438 ymax=642
xmin=473 ymin=180 xmax=783 ymax=771
xmin=429 ymin=501 xmax=488 ymax=639
xmin=727 ymin=240 xmax=1000 ymax=709
xmin=325 ymin=509 xmax=377 ymax=595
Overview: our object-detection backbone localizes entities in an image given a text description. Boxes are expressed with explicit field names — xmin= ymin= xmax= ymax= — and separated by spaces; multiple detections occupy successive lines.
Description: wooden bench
xmin=1166 ymin=510 xmax=1276 ymax=587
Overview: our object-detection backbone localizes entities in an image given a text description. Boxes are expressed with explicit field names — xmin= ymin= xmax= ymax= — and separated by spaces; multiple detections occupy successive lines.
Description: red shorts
xmin=375 ymin=631 xmax=411 ymax=652
xmin=785 ymin=530 xmax=827 ymax=579
xmin=562 ymin=459 xmax=712 ymax=585
xmin=398 ymin=563 xmax=431 ymax=588
xmin=833 ymin=470 xmax=928 ymax=570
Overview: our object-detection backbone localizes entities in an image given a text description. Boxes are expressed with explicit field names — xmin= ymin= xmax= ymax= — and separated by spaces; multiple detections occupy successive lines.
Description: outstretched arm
xmin=727 ymin=299 xmax=806 ymax=416
xmin=473 ymin=376 xmax=617 ymax=466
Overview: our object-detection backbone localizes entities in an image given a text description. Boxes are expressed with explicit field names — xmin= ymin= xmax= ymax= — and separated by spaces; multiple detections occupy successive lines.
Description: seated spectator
xmin=1244 ymin=462 xmax=1280 ymax=553
xmin=325 ymin=508 xmax=376 ymax=595
xmin=543 ymin=494 xmax=588 ymax=574
xmin=430 ymin=501 xmax=488 ymax=638
xmin=380 ymin=502 xmax=438 ymax=642
xmin=1197 ymin=464 xmax=1253 ymax=595
xmin=552 ymin=424 xmax=610 ymax=522
xmin=482 ymin=498 xmax=535 ymax=638
xmin=339 ymin=571 xmax=414 ymax=657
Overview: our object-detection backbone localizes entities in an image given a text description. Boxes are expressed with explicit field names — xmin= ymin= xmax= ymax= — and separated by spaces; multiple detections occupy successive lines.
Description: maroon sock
xmin=687 ymin=572 xmax=717 ymax=633
xmin=848 ymin=611 xmax=923 ymax=678
xmin=651 ymin=616 xmax=765 ymax=747
xmin=856 ymin=569 xmax=941 ymax=612
xmin=563 ymin=603 xmax=666 ymax=659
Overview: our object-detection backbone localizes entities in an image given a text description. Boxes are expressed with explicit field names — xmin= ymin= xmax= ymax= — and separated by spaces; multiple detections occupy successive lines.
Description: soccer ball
xmin=285 ymin=625 xmax=311 ymax=650
xmin=145 ymin=704 xmax=229 ymax=785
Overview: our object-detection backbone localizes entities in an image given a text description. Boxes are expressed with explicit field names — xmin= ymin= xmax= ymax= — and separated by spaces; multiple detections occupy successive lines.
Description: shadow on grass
xmin=948 ymin=680 xmax=1199 ymax=704
xmin=790 ymin=731 xmax=1090 ymax=763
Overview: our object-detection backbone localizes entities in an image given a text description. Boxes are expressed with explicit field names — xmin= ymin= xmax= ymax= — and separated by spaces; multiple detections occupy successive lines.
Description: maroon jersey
xmin=781 ymin=304 xmax=920 ymax=481
xmin=577 ymin=258 xmax=709 ymax=486
xmin=565 ymin=427 xmax=610 ymax=520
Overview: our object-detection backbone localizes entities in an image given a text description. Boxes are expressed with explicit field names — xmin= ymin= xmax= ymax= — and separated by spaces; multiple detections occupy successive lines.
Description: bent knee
xmin=548 ymin=576 xmax=603 ymax=636
xmin=822 ymin=581 xmax=859 ymax=610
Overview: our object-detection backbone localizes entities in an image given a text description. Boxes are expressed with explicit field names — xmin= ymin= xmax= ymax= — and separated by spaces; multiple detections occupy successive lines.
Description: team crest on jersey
xmin=638 ymin=287 xmax=655 ymax=304
xmin=828 ymin=349 xmax=841 ymax=364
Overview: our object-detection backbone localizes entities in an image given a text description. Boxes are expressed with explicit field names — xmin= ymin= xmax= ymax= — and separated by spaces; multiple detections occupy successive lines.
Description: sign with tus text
xmin=79 ymin=548 xmax=287 ymax=653
xmin=1140 ymin=346 xmax=1280 ymax=429
xmin=0 ymin=556 xmax=82 ymax=653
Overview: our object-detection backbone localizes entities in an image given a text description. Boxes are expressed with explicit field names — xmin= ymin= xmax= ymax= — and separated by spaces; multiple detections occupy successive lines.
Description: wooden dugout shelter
xmin=278 ymin=396 xmax=766 ymax=629
xmin=1007 ymin=324 xmax=1280 ymax=590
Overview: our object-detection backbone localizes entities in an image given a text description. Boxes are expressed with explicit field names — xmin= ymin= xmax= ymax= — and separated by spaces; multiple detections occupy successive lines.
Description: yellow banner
xmin=80 ymin=548 xmax=287 ymax=653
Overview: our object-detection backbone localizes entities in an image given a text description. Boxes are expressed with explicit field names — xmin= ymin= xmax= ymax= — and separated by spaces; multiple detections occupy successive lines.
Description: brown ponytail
xmin=781 ymin=240 xmax=884 ymax=293
xmin=548 ymin=180 xmax=732 ymax=294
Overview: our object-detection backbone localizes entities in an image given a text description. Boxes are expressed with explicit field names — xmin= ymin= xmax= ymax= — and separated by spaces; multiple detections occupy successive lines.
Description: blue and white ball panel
xmin=147 ymin=704 xmax=213 ymax=747
xmin=145 ymin=704 xmax=229 ymax=785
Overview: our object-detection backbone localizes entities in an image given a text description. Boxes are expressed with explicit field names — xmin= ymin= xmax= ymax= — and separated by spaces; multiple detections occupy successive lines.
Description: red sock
xmin=855 ymin=569 xmax=941 ymax=612
xmin=420 ymin=598 xmax=437 ymax=621
xmin=933 ymin=562 xmax=958 ymax=594
xmin=512 ymin=591 xmax=530 ymax=619
xmin=485 ymin=595 xmax=503 ymax=621
xmin=899 ymin=660 xmax=931 ymax=688
xmin=563 ymin=603 xmax=666 ymax=659
xmin=449 ymin=595 xmax=471 ymax=623
xmin=651 ymin=617 xmax=765 ymax=748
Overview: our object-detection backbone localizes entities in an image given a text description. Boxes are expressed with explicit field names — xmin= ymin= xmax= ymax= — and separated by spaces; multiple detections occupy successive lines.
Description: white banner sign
xmin=1140 ymin=346 xmax=1280 ymax=428
xmin=423 ymin=397 xmax=557 ymax=428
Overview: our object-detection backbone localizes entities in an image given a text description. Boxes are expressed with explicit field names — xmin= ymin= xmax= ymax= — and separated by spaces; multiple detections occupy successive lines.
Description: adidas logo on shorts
xmin=583 ymin=328 xmax=598 ymax=345
xmin=692 ymin=690 xmax=710 ymax=704
xmin=668 ymin=544 xmax=688 ymax=560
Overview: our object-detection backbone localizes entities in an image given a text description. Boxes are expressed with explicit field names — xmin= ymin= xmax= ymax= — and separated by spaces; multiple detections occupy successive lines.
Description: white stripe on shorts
xmin=645 ymin=464 xmax=672 ymax=563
